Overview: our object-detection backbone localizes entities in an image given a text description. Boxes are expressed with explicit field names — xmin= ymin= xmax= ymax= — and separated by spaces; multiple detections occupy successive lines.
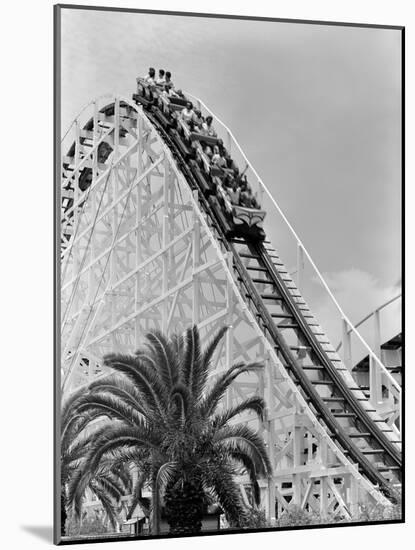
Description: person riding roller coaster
xmin=140 ymin=68 xmax=177 ymax=99
xmin=211 ymin=145 xmax=227 ymax=169
xmin=156 ymin=69 xmax=166 ymax=86
xmin=165 ymin=71 xmax=174 ymax=91
xmin=133 ymin=68 xmax=266 ymax=239
xmin=201 ymin=115 xmax=217 ymax=137
xmin=180 ymin=101 xmax=195 ymax=126
xmin=192 ymin=109 xmax=204 ymax=131
xmin=144 ymin=67 xmax=156 ymax=87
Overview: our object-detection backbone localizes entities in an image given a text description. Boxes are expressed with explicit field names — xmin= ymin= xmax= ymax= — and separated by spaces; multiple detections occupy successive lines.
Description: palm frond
xmin=145 ymin=330 xmax=179 ymax=390
xmin=170 ymin=332 xmax=185 ymax=358
xmin=99 ymin=447 xmax=152 ymax=469
xmin=200 ymin=361 xmax=264 ymax=419
xmin=89 ymin=482 xmax=119 ymax=529
xmin=126 ymin=469 xmax=151 ymax=520
xmin=211 ymin=396 xmax=266 ymax=429
xmin=227 ymin=451 xmax=261 ymax=505
xmin=181 ymin=326 xmax=196 ymax=388
xmin=201 ymin=326 xmax=228 ymax=371
xmin=103 ymin=354 xmax=169 ymax=421
xmin=155 ymin=461 xmax=180 ymax=496
xmin=62 ymin=375 xmax=145 ymax=450
xmin=190 ymin=326 xmax=211 ymax=403
xmin=62 ymin=407 xmax=107 ymax=455
xmin=94 ymin=472 xmax=125 ymax=503
xmin=67 ymin=424 xmax=159 ymax=515
xmin=190 ymin=325 xmax=228 ymax=405
xmin=108 ymin=463 xmax=133 ymax=494
xmin=201 ymin=459 xmax=247 ymax=527
xmin=61 ymin=385 xmax=88 ymax=424
xmin=213 ymin=424 xmax=272 ymax=477
xmin=63 ymin=420 xmax=114 ymax=478
xmin=88 ymin=375 xmax=147 ymax=416
xmin=65 ymin=392 xmax=145 ymax=430
xmin=169 ymin=382 xmax=192 ymax=425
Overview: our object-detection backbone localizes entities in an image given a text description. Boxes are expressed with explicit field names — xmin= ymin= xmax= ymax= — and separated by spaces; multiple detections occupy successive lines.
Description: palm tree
xmin=60 ymin=400 xmax=135 ymax=535
xmin=63 ymin=325 xmax=271 ymax=535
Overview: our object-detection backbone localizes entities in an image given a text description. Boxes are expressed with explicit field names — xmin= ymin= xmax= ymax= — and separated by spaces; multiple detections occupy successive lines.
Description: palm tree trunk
xmin=165 ymin=478 xmax=206 ymax=534
xmin=151 ymin=477 xmax=161 ymax=535
xmin=61 ymin=487 xmax=67 ymax=536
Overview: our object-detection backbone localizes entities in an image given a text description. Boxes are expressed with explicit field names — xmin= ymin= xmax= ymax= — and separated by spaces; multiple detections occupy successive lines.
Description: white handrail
xmin=336 ymin=293 xmax=402 ymax=352
xmin=185 ymin=91 xmax=401 ymax=396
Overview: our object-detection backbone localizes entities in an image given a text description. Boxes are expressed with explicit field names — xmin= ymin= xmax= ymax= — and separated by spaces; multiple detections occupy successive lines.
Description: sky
xmin=60 ymin=8 xmax=402 ymax=344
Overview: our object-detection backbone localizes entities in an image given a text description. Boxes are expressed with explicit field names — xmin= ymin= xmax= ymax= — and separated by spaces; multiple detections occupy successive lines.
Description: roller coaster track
xmin=60 ymin=93 xmax=402 ymax=521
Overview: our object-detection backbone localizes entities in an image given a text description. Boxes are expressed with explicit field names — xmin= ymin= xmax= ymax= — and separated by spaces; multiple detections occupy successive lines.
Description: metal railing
xmin=336 ymin=293 xmax=402 ymax=417
xmin=336 ymin=293 xmax=402 ymax=356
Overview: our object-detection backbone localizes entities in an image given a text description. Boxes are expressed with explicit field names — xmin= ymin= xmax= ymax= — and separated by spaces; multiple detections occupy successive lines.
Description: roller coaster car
xmin=132 ymin=92 xmax=153 ymax=109
xmin=232 ymin=205 xmax=266 ymax=241
xmin=190 ymin=132 xmax=219 ymax=147
xmin=131 ymin=87 xmax=265 ymax=241
xmin=189 ymin=159 xmax=215 ymax=196
xmin=151 ymin=106 xmax=172 ymax=130
xmin=170 ymin=129 xmax=193 ymax=160
xmin=208 ymin=196 xmax=233 ymax=237
xmin=169 ymin=96 xmax=188 ymax=107
xmin=216 ymin=184 xmax=266 ymax=241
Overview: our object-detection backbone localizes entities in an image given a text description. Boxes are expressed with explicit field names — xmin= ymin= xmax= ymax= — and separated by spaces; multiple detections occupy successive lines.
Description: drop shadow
xmin=21 ymin=525 xmax=53 ymax=543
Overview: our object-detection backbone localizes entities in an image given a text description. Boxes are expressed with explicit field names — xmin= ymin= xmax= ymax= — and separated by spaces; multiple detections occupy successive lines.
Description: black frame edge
xmin=54 ymin=3 xmax=63 ymax=546
xmin=55 ymin=3 xmax=404 ymax=31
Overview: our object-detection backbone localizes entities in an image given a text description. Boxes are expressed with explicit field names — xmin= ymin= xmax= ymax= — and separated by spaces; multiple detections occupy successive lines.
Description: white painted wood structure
xmin=61 ymin=94 xmax=399 ymax=525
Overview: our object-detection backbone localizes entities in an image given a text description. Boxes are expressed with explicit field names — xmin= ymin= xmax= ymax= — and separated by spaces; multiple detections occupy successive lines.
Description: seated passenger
xmin=240 ymin=186 xmax=259 ymax=209
xmin=251 ymin=190 xmax=260 ymax=209
xmin=211 ymin=145 xmax=227 ymax=169
xmin=165 ymin=71 xmax=175 ymax=91
xmin=180 ymin=101 xmax=195 ymax=126
xmin=203 ymin=144 xmax=213 ymax=158
xmin=163 ymin=86 xmax=183 ymax=100
xmin=223 ymin=150 xmax=237 ymax=171
xmin=235 ymin=166 xmax=249 ymax=187
xmin=161 ymin=84 xmax=171 ymax=97
xmin=144 ymin=67 xmax=156 ymax=86
xmin=201 ymin=116 xmax=217 ymax=137
xmin=240 ymin=190 xmax=251 ymax=208
xmin=162 ymin=85 xmax=177 ymax=98
xmin=239 ymin=181 xmax=251 ymax=208
xmin=228 ymin=182 xmax=241 ymax=205
xmin=156 ymin=69 xmax=166 ymax=86
xmin=192 ymin=109 xmax=204 ymax=131
xmin=211 ymin=176 xmax=221 ymax=192
xmin=223 ymin=173 xmax=234 ymax=189
xmin=196 ymin=144 xmax=212 ymax=166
